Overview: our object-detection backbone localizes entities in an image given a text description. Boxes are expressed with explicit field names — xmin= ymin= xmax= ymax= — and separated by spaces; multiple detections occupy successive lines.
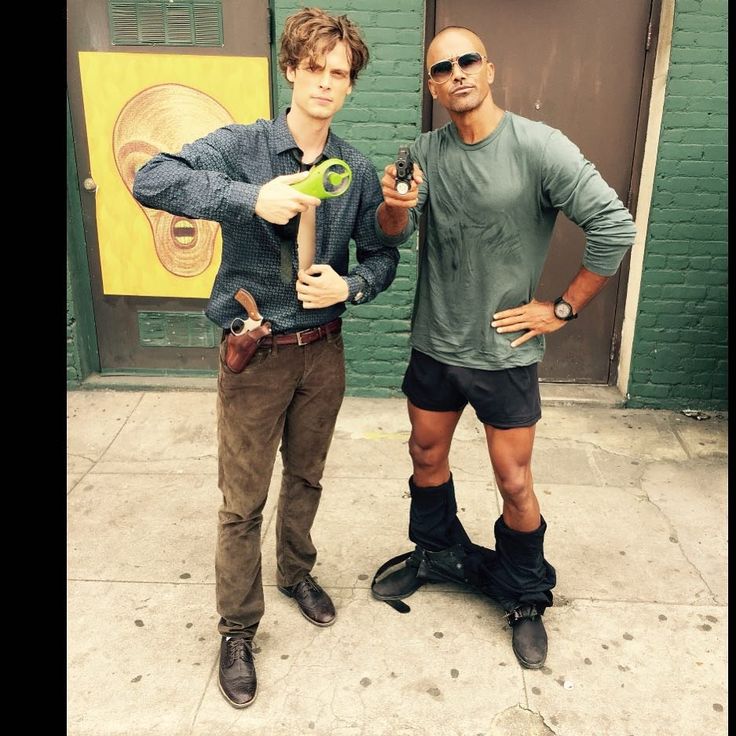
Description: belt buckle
xmin=296 ymin=329 xmax=309 ymax=346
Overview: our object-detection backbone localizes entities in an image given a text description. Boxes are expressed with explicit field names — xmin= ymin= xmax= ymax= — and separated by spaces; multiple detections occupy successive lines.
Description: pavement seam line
xmin=584 ymin=445 xmax=607 ymax=486
xmin=67 ymin=468 xmax=92 ymax=498
xmin=68 ymin=577 xmax=217 ymax=585
xmin=95 ymin=392 xmax=147 ymax=465
xmin=189 ymin=648 xmax=219 ymax=734
xmin=519 ymin=668 xmax=532 ymax=710
xmin=669 ymin=421 xmax=694 ymax=460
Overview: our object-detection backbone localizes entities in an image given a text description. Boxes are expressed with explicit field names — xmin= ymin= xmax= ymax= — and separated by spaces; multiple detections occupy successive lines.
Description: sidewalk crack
xmin=67 ymin=452 xmax=98 ymax=464
xmin=640 ymin=492 xmax=717 ymax=603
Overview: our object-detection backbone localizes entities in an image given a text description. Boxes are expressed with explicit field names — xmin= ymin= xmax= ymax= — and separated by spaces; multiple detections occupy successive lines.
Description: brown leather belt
xmin=260 ymin=318 xmax=341 ymax=347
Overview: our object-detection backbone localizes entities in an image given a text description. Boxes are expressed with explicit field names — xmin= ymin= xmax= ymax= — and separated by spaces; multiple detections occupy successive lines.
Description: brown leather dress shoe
xmin=218 ymin=636 xmax=257 ymax=708
xmin=278 ymin=574 xmax=336 ymax=627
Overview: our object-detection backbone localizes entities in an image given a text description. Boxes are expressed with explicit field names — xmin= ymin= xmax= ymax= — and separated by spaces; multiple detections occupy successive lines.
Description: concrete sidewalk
xmin=67 ymin=389 xmax=728 ymax=736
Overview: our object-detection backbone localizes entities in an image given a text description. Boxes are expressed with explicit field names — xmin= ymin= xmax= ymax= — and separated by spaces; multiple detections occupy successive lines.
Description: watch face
xmin=554 ymin=300 xmax=573 ymax=319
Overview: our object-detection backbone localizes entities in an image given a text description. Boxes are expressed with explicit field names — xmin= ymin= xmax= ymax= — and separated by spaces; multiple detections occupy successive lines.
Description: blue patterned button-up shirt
xmin=133 ymin=110 xmax=402 ymax=332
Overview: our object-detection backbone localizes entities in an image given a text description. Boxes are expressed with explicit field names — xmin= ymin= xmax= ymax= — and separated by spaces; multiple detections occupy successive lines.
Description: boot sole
xmin=218 ymin=679 xmax=258 ymax=709
xmin=514 ymin=655 xmax=546 ymax=670
xmin=277 ymin=586 xmax=337 ymax=627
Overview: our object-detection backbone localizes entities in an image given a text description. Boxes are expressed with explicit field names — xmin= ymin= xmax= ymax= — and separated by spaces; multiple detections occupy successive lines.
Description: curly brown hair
xmin=278 ymin=7 xmax=370 ymax=84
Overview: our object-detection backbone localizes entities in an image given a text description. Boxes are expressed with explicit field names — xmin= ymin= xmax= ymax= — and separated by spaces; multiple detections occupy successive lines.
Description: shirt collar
xmin=272 ymin=108 xmax=341 ymax=162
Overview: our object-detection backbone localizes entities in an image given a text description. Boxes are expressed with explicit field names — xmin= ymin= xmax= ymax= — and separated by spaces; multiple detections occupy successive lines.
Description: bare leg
xmin=484 ymin=424 xmax=539 ymax=531
xmin=407 ymin=400 xmax=463 ymax=485
xmin=484 ymin=423 xmax=551 ymax=669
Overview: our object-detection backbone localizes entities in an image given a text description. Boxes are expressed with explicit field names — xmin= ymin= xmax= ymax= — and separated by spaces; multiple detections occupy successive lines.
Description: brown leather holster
xmin=224 ymin=322 xmax=272 ymax=373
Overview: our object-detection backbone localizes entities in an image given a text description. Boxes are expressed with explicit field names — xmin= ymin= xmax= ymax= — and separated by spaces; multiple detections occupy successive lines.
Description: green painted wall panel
xmin=627 ymin=0 xmax=728 ymax=410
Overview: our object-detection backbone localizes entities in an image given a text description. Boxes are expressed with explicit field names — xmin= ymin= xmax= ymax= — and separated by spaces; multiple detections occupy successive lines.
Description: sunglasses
xmin=428 ymin=52 xmax=487 ymax=85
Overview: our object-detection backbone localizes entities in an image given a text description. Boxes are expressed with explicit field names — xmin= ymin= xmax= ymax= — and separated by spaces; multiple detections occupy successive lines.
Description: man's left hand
xmin=491 ymin=299 xmax=566 ymax=347
xmin=296 ymin=265 xmax=349 ymax=309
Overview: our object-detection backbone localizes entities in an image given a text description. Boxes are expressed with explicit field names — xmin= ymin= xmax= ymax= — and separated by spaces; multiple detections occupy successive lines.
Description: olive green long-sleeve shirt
xmin=396 ymin=111 xmax=636 ymax=370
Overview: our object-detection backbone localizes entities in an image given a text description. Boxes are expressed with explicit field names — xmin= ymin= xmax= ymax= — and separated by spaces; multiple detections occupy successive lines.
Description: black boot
xmin=372 ymin=543 xmax=473 ymax=600
xmin=507 ymin=603 xmax=548 ymax=669
xmin=373 ymin=476 xmax=475 ymax=601
xmin=491 ymin=516 xmax=555 ymax=669
xmin=371 ymin=546 xmax=426 ymax=600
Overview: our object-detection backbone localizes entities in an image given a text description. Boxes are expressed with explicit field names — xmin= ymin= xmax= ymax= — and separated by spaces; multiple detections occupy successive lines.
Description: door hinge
xmin=645 ymin=21 xmax=652 ymax=51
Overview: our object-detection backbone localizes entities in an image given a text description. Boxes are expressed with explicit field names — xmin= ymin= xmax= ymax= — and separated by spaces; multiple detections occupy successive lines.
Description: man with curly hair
xmin=134 ymin=7 xmax=419 ymax=708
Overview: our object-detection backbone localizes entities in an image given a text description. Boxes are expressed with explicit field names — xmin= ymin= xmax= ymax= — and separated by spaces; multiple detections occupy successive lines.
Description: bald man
xmin=373 ymin=26 xmax=636 ymax=669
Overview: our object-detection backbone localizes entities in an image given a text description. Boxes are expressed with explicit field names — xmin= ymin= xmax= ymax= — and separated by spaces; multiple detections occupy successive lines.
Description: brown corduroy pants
xmin=215 ymin=331 xmax=345 ymax=638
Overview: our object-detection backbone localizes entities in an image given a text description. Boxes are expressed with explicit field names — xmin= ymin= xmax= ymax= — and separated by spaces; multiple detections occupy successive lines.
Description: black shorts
xmin=401 ymin=349 xmax=541 ymax=429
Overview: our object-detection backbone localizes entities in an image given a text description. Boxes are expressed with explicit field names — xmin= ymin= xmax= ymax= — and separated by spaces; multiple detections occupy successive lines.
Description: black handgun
xmin=394 ymin=145 xmax=414 ymax=195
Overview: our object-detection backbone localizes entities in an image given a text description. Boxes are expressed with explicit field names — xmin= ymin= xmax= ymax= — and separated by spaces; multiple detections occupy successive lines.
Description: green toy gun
xmin=291 ymin=158 xmax=352 ymax=199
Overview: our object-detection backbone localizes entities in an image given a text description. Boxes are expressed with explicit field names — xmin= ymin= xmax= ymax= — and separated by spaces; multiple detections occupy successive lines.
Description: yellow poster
xmin=78 ymin=52 xmax=270 ymax=297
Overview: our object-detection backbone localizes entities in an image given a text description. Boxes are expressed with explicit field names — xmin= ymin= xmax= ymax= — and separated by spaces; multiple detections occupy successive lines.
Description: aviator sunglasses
xmin=428 ymin=52 xmax=487 ymax=84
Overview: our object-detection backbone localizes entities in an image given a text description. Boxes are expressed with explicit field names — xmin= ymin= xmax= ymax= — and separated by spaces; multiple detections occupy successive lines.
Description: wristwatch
xmin=553 ymin=296 xmax=578 ymax=321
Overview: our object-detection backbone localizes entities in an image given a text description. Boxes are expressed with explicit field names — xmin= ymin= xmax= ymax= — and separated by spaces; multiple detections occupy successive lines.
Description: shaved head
xmin=424 ymin=24 xmax=497 ymax=120
xmin=426 ymin=26 xmax=488 ymax=72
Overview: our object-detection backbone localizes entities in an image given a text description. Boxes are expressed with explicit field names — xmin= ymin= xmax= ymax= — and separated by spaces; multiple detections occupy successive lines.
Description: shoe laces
xmin=225 ymin=637 xmax=253 ymax=665
xmin=506 ymin=604 xmax=539 ymax=626
xmin=301 ymin=574 xmax=321 ymax=593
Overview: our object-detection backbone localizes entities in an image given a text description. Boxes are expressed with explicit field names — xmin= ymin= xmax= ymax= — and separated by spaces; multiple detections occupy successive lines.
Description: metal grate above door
xmin=108 ymin=1 xmax=224 ymax=46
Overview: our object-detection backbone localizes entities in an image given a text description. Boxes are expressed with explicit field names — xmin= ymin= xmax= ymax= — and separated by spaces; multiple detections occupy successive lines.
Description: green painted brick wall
xmin=627 ymin=0 xmax=727 ymax=410
xmin=273 ymin=0 xmax=425 ymax=397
